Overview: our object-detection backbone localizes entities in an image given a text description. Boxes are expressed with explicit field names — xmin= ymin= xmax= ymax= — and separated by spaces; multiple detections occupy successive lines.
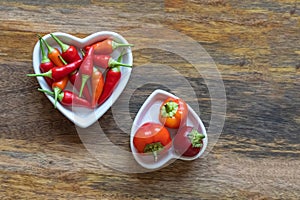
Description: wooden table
xmin=0 ymin=0 xmax=299 ymax=199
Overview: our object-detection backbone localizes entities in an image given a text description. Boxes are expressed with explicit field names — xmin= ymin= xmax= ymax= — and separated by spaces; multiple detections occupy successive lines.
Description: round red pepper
xmin=133 ymin=122 xmax=172 ymax=162
xmin=159 ymin=97 xmax=188 ymax=129
xmin=173 ymin=126 xmax=205 ymax=157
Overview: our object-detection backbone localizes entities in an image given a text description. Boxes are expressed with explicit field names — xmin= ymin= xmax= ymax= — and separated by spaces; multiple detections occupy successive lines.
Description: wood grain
xmin=0 ymin=0 xmax=299 ymax=199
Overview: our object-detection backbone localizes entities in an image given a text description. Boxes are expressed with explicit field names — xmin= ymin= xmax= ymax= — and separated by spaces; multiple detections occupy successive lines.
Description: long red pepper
xmin=50 ymin=33 xmax=81 ymax=63
xmin=78 ymin=46 xmax=94 ymax=97
xmin=39 ymin=37 xmax=55 ymax=87
xmin=93 ymin=54 xmax=132 ymax=69
xmin=97 ymin=66 xmax=121 ymax=106
xmin=69 ymin=69 xmax=92 ymax=102
xmin=38 ymin=89 xmax=92 ymax=109
xmin=91 ymin=38 xmax=133 ymax=55
xmin=27 ymin=59 xmax=82 ymax=81
xmin=91 ymin=67 xmax=104 ymax=108
xmin=97 ymin=53 xmax=130 ymax=106
xmin=38 ymin=35 xmax=64 ymax=67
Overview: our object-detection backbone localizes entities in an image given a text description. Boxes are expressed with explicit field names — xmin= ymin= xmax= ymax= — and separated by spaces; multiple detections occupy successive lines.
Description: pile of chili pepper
xmin=28 ymin=33 xmax=133 ymax=109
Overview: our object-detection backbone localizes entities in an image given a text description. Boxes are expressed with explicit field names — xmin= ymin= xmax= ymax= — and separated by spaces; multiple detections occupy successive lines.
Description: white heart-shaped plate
xmin=32 ymin=32 xmax=133 ymax=128
xmin=130 ymin=89 xmax=208 ymax=170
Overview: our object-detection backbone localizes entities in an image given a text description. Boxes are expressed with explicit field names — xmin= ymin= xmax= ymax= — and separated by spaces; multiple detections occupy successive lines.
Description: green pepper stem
xmin=188 ymin=129 xmax=205 ymax=148
xmin=117 ymin=51 xmax=124 ymax=62
xmin=144 ymin=142 xmax=164 ymax=162
xmin=53 ymin=87 xmax=62 ymax=108
xmin=80 ymin=49 xmax=85 ymax=57
xmin=79 ymin=74 xmax=90 ymax=97
xmin=70 ymin=69 xmax=78 ymax=76
xmin=39 ymin=38 xmax=50 ymax=64
xmin=161 ymin=101 xmax=179 ymax=118
xmin=50 ymin=33 xmax=70 ymax=53
xmin=111 ymin=66 xmax=120 ymax=73
xmin=152 ymin=151 xmax=158 ymax=162
xmin=112 ymin=41 xmax=134 ymax=50
xmin=108 ymin=58 xmax=132 ymax=68
xmin=37 ymin=34 xmax=55 ymax=54
xmin=38 ymin=88 xmax=54 ymax=96
xmin=38 ymin=88 xmax=63 ymax=108
xmin=59 ymin=55 xmax=67 ymax=65
xmin=165 ymin=104 xmax=171 ymax=113
xmin=27 ymin=70 xmax=52 ymax=78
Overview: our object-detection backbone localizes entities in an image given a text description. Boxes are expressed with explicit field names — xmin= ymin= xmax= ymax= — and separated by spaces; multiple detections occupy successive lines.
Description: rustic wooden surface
xmin=0 ymin=0 xmax=299 ymax=199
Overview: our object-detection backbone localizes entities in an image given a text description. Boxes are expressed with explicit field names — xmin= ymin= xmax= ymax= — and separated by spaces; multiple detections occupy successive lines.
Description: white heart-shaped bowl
xmin=130 ymin=89 xmax=208 ymax=170
xmin=32 ymin=32 xmax=133 ymax=128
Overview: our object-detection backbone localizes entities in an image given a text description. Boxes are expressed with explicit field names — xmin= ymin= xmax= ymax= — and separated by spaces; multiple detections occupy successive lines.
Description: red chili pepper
xmin=97 ymin=53 xmax=130 ymax=105
xmin=78 ymin=46 xmax=94 ymax=97
xmin=91 ymin=67 xmax=104 ymax=108
xmin=50 ymin=33 xmax=81 ymax=63
xmin=69 ymin=69 xmax=91 ymax=102
xmin=37 ymin=35 xmax=64 ymax=67
xmin=27 ymin=59 xmax=82 ymax=81
xmin=38 ymin=88 xmax=92 ymax=109
xmin=97 ymin=66 xmax=121 ymax=106
xmin=91 ymin=38 xmax=133 ymax=55
xmin=93 ymin=54 xmax=132 ymax=69
xmin=38 ymin=37 xmax=55 ymax=87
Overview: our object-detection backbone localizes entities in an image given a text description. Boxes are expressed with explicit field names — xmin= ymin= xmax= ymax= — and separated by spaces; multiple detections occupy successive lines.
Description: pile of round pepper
xmin=28 ymin=33 xmax=133 ymax=109
xmin=133 ymin=97 xmax=206 ymax=161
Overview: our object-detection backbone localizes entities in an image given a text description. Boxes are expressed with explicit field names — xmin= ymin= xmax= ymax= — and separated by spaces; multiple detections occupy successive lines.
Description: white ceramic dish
xmin=32 ymin=32 xmax=133 ymax=128
xmin=130 ymin=89 xmax=208 ymax=170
